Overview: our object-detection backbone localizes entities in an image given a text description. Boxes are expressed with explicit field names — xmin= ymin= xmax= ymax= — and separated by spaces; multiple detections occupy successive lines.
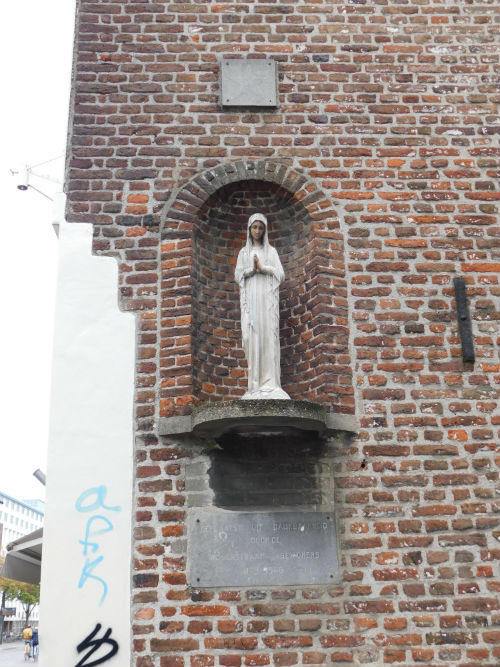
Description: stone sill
xmin=158 ymin=400 xmax=358 ymax=440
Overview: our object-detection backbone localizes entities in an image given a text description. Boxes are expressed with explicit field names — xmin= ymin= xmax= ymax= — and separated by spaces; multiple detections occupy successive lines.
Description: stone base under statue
xmin=241 ymin=387 xmax=290 ymax=401
xmin=159 ymin=399 xmax=357 ymax=441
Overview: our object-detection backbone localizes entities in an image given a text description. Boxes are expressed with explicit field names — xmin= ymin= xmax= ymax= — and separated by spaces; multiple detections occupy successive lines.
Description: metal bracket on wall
xmin=453 ymin=276 xmax=475 ymax=364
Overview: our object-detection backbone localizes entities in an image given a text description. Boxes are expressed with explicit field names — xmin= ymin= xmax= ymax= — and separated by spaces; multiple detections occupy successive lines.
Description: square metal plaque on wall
xmin=188 ymin=509 xmax=339 ymax=588
xmin=220 ymin=59 xmax=278 ymax=107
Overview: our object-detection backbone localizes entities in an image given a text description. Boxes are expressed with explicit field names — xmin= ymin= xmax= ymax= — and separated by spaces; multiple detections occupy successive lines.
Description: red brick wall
xmin=66 ymin=0 xmax=499 ymax=665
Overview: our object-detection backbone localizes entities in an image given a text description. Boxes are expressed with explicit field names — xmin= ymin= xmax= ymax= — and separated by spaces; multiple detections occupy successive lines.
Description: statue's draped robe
xmin=235 ymin=240 xmax=289 ymax=400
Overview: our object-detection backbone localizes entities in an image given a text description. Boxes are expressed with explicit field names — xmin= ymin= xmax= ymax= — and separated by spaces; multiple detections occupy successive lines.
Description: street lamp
xmin=11 ymin=156 xmax=65 ymax=236
xmin=32 ymin=471 xmax=46 ymax=487
xmin=12 ymin=156 xmax=63 ymax=200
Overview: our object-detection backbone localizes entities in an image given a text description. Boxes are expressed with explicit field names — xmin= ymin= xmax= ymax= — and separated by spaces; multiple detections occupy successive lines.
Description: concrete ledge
xmin=193 ymin=400 xmax=326 ymax=438
xmin=158 ymin=401 xmax=357 ymax=439
xmin=158 ymin=414 xmax=193 ymax=436
xmin=326 ymin=412 xmax=359 ymax=435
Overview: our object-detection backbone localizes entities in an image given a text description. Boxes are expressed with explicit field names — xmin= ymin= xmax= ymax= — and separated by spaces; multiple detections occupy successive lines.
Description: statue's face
xmin=250 ymin=221 xmax=265 ymax=244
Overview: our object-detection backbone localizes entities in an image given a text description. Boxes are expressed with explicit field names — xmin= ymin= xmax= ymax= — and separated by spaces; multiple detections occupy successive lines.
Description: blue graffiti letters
xmin=80 ymin=516 xmax=114 ymax=555
xmin=75 ymin=486 xmax=121 ymax=514
xmin=78 ymin=556 xmax=107 ymax=605
xmin=76 ymin=486 xmax=121 ymax=605
xmin=75 ymin=623 xmax=118 ymax=667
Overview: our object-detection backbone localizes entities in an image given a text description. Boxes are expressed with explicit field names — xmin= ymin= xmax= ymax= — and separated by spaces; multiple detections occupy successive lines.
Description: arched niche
xmin=159 ymin=161 xmax=354 ymax=417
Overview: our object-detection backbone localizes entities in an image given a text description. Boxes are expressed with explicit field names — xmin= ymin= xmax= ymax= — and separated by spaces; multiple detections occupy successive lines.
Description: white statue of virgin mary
xmin=234 ymin=213 xmax=290 ymax=400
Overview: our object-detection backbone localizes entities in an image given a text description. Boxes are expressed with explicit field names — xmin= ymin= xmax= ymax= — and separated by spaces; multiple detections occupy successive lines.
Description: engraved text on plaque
xmin=188 ymin=510 xmax=338 ymax=587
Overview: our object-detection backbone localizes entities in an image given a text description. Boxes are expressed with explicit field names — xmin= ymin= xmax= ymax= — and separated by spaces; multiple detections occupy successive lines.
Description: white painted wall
xmin=40 ymin=214 xmax=135 ymax=667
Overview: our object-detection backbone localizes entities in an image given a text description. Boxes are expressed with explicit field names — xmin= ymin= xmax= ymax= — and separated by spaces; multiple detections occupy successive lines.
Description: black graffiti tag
xmin=75 ymin=623 xmax=119 ymax=667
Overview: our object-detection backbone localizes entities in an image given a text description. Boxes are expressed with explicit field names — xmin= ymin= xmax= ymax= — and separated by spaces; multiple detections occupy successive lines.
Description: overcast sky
xmin=0 ymin=0 xmax=76 ymax=502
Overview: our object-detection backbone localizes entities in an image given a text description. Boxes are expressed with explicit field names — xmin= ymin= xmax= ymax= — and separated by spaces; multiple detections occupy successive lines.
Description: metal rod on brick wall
xmin=453 ymin=276 xmax=475 ymax=364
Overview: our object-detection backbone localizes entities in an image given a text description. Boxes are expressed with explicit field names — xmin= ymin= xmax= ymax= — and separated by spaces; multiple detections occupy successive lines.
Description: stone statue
xmin=235 ymin=213 xmax=290 ymax=400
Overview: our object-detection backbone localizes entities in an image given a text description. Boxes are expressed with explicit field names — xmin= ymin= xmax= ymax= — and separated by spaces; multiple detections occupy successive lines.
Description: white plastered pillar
xmin=40 ymin=210 xmax=135 ymax=667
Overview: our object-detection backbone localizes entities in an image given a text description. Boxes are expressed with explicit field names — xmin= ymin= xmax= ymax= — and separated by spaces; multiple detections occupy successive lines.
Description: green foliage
xmin=0 ymin=578 xmax=40 ymax=626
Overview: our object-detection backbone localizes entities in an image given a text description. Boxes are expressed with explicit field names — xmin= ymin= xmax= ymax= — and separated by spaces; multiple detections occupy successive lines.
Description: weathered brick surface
xmin=66 ymin=0 xmax=499 ymax=665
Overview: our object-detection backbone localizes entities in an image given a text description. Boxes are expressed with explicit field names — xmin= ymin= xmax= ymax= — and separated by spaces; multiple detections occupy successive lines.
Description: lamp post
xmin=0 ymin=496 xmax=4 ymax=644
xmin=0 ymin=590 xmax=5 ymax=645
xmin=32 ymin=470 xmax=46 ymax=487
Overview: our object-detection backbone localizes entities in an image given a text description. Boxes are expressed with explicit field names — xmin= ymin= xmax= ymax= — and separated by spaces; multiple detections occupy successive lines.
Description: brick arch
xmin=159 ymin=161 xmax=354 ymax=417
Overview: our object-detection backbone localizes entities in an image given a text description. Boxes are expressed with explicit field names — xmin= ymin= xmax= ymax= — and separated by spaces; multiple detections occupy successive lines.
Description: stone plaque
xmin=188 ymin=509 xmax=338 ymax=587
xmin=220 ymin=59 xmax=278 ymax=107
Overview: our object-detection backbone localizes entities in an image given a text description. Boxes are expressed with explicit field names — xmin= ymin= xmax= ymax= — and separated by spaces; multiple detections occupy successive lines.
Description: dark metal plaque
xmin=188 ymin=510 xmax=338 ymax=587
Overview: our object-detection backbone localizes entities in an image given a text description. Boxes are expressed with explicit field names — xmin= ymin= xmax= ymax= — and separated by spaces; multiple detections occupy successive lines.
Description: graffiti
xmin=75 ymin=623 xmax=118 ymax=667
xmin=76 ymin=486 xmax=121 ymax=514
xmin=75 ymin=486 xmax=121 ymax=605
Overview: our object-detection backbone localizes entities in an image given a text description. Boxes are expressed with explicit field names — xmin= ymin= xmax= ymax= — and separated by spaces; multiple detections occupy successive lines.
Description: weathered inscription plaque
xmin=188 ymin=509 xmax=338 ymax=587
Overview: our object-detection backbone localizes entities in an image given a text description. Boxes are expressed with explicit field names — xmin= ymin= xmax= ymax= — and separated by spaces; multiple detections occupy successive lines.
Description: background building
xmin=0 ymin=494 xmax=44 ymax=560
xmin=40 ymin=1 xmax=499 ymax=666
xmin=0 ymin=492 xmax=43 ymax=635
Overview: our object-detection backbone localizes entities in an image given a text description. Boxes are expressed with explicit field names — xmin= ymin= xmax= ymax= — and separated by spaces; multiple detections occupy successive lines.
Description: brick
xmin=151 ymin=639 xmax=199 ymax=652
xmin=219 ymin=658 xmax=241 ymax=667
xmin=329 ymin=652 xmax=354 ymax=663
xmin=239 ymin=605 xmax=286 ymax=617
xmin=244 ymin=656 xmax=270 ymax=666
xmin=218 ymin=620 xmax=242 ymax=634
xmin=374 ymin=568 xmax=419 ymax=581
xmin=303 ymin=653 xmax=326 ymax=665
xmin=384 ymin=618 xmax=407 ymax=631
xmin=319 ymin=636 xmax=364 ymax=648
xmin=383 ymin=649 xmax=406 ymax=663
xmin=190 ymin=656 xmax=214 ymax=667
xmin=160 ymin=658 xmax=184 ymax=667
xmin=273 ymin=654 xmax=298 ymax=666
xmin=354 ymin=617 xmax=378 ymax=632
xmin=453 ymin=598 xmax=499 ymax=612
xmin=204 ymin=638 xmax=258 ymax=650
xmin=181 ymin=605 xmax=231 ymax=617
xmin=411 ymin=648 xmax=434 ymax=662
xmin=133 ymin=574 xmax=159 ymax=588
xmin=425 ymin=632 xmax=478 ymax=645
xmin=263 ymin=636 xmax=312 ymax=649
xmin=290 ymin=604 xmax=339 ymax=616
